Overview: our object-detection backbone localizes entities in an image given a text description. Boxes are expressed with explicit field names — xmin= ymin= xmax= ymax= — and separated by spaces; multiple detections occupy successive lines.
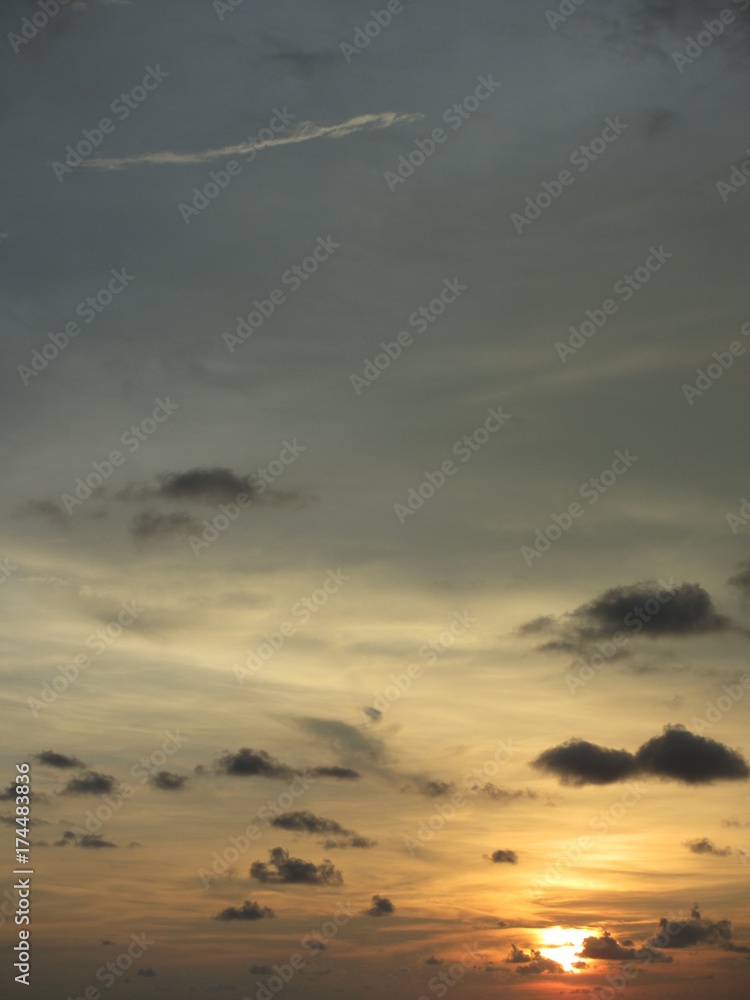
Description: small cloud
xmin=487 ymin=849 xmax=518 ymax=864
xmin=425 ymin=956 xmax=443 ymax=965
xmin=684 ymin=837 xmax=732 ymax=857
xmin=149 ymin=771 xmax=188 ymax=791
xmin=61 ymin=771 xmax=118 ymax=795
xmin=34 ymin=750 xmax=85 ymax=769
xmin=364 ymin=895 xmax=394 ymax=917
xmin=214 ymin=901 xmax=275 ymax=922
xmin=250 ymin=847 xmax=343 ymax=886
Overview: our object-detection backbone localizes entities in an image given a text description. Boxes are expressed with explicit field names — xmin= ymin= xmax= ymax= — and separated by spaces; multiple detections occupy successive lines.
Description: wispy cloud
xmin=87 ymin=112 xmax=422 ymax=171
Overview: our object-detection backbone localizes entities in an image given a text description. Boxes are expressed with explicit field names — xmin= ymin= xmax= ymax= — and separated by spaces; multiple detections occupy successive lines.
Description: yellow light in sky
xmin=538 ymin=926 xmax=589 ymax=972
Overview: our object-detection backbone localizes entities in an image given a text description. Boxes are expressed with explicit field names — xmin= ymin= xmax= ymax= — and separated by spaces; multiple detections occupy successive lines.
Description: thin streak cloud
xmin=86 ymin=111 xmax=423 ymax=170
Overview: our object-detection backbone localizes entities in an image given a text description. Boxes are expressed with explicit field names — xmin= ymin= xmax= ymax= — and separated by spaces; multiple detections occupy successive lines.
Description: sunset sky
xmin=2 ymin=1 xmax=750 ymax=999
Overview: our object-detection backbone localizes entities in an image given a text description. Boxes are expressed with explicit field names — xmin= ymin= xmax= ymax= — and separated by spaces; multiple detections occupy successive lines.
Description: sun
xmin=537 ymin=926 xmax=588 ymax=972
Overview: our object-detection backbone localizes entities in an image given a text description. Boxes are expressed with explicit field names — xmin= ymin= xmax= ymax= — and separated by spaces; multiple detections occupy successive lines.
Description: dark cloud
xmin=61 ymin=771 xmax=118 ymax=795
xmin=270 ymin=811 xmax=350 ymax=836
xmin=506 ymin=946 xmax=564 ymax=976
xmin=214 ymin=900 xmax=275 ymax=922
xmin=578 ymin=931 xmax=668 ymax=962
xmin=269 ymin=810 xmax=375 ymax=848
xmin=364 ymin=895 xmax=394 ymax=917
xmin=215 ymin=748 xmax=294 ymax=780
xmin=78 ymin=833 xmax=117 ymax=849
xmin=157 ymin=467 xmax=255 ymax=504
xmin=55 ymin=831 xmax=116 ymax=848
xmin=363 ymin=707 xmax=382 ymax=723
xmin=684 ymin=838 xmax=732 ymax=857
xmin=532 ymin=740 xmax=638 ymax=786
xmin=304 ymin=941 xmax=327 ymax=951
xmin=425 ymin=956 xmax=443 ymax=965
xmin=34 ymin=750 xmax=85 ymax=769
xmin=525 ymin=581 xmax=732 ymax=657
xmin=249 ymin=965 xmax=273 ymax=975
xmin=323 ymin=835 xmax=376 ymax=849
xmin=532 ymin=726 xmax=749 ymax=785
xmin=635 ymin=726 xmax=750 ymax=784
xmin=416 ymin=779 xmax=456 ymax=798
xmin=475 ymin=783 xmax=538 ymax=803
xmin=250 ymin=847 xmax=343 ymax=886
xmin=722 ymin=817 xmax=750 ymax=829
xmin=149 ymin=771 xmax=188 ymax=791
xmin=129 ymin=510 xmax=198 ymax=540
xmin=309 ymin=766 xmax=361 ymax=780
xmin=487 ymin=849 xmax=518 ymax=864
xmin=650 ymin=907 xmax=750 ymax=952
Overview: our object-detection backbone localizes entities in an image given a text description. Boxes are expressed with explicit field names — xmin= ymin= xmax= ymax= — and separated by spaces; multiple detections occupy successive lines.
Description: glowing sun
xmin=538 ymin=926 xmax=588 ymax=972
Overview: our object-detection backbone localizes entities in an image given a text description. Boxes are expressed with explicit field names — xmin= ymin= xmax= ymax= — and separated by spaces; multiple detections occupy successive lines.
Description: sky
xmin=2 ymin=0 xmax=750 ymax=998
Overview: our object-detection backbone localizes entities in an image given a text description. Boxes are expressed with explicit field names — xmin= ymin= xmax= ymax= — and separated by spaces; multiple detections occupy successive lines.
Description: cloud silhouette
xmin=250 ymin=847 xmax=343 ymax=885
xmin=364 ymin=895 xmax=394 ymax=917
xmin=533 ymin=726 xmax=749 ymax=785
xmin=214 ymin=901 xmax=275 ymax=921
